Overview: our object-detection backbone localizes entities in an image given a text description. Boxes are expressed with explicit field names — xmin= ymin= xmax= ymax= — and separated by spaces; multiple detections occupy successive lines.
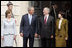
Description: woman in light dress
xmin=1 ymin=10 xmax=17 ymax=47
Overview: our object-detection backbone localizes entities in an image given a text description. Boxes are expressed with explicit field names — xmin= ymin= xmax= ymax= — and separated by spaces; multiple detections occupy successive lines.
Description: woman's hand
xmin=65 ymin=37 xmax=68 ymax=40
xmin=14 ymin=35 xmax=16 ymax=40
xmin=51 ymin=35 xmax=53 ymax=38
xmin=15 ymin=19 xmax=16 ymax=23
xmin=1 ymin=36 xmax=4 ymax=40
xmin=34 ymin=33 xmax=38 ymax=38
xmin=20 ymin=33 xmax=23 ymax=37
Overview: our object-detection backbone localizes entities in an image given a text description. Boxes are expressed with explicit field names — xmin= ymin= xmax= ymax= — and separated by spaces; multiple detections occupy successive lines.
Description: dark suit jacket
xmin=20 ymin=14 xmax=38 ymax=38
xmin=38 ymin=15 xmax=54 ymax=39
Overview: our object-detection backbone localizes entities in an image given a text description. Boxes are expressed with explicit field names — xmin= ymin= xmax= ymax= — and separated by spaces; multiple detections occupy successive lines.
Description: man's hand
xmin=1 ymin=36 xmax=4 ymax=40
xmin=20 ymin=33 xmax=23 ymax=37
xmin=15 ymin=19 xmax=16 ymax=23
xmin=51 ymin=35 xmax=53 ymax=38
xmin=35 ymin=33 xmax=38 ymax=38
xmin=65 ymin=37 xmax=68 ymax=40
xmin=38 ymin=35 xmax=40 ymax=38
xmin=14 ymin=35 xmax=16 ymax=40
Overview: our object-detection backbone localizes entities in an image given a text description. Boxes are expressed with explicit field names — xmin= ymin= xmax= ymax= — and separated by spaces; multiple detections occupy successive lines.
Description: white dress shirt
xmin=44 ymin=14 xmax=49 ymax=22
xmin=28 ymin=13 xmax=32 ymax=25
xmin=58 ymin=18 xmax=63 ymax=29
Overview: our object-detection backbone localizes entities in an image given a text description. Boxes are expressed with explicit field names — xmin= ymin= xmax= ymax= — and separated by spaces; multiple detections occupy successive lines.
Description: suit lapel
xmin=31 ymin=14 xmax=35 ymax=24
xmin=60 ymin=19 xmax=64 ymax=29
xmin=47 ymin=16 xmax=50 ymax=24
xmin=57 ymin=19 xmax=59 ymax=29
xmin=57 ymin=19 xmax=64 ymax=29
xmin=26 ymin=14 xmax=29 ymax=25
xmin=42 ymin=16 xmax=44 ymax=24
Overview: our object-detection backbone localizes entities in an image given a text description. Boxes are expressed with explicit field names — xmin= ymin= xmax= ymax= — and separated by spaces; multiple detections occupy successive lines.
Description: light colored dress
xmin=1 ymin=18 xmax=16 ymax=46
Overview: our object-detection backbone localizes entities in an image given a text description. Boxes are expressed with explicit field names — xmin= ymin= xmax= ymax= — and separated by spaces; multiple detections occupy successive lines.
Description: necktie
xmin=44 ymin=17 xmax=47 ymax=24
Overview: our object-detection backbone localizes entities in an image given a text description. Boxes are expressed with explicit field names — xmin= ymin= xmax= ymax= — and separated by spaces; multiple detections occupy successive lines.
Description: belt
xmin=4 ymin=33 xmax=14 ymax=36
xmin=58 ymin=35 xmax=62 ymax=37
xmin=58 ymin=29 xmax=61 ymax=31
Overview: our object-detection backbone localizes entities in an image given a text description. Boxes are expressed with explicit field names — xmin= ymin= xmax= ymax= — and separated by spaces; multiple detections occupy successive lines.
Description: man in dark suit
xmin=38 ymin=7 xmax=54 ymax=47
xmin=20 ymin=6 xmax=38 ymax=47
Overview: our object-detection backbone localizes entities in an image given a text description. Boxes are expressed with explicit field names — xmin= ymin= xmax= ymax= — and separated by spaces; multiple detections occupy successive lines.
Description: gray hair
xmin=44 ymin=7 xmax=50 ymax=13
xmin=28 ymin=6 xmax=34 ymax=11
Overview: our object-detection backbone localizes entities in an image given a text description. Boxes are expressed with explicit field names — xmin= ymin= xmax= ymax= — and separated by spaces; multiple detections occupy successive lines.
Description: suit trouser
xmin=41 ymin=38 xmax=52 ymax=47
xmin=23 ymin=34 xmax=34 ymax=47
xmin=51 ymin=38 xmax=55 ymax=47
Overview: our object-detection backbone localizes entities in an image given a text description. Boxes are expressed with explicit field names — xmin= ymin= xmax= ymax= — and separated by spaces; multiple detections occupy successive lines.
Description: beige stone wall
xmin=1 ymin=1 xmax=30 ymax=47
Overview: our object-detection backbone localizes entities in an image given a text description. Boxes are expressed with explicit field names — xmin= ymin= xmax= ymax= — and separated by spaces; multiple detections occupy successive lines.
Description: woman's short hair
xmin=7 ymin=2 xmax=13 ymax=7
xmin=5 ymin=10 xmax=11 ymax=18
xmin=59 ymin=10 xmax=65 ymax=17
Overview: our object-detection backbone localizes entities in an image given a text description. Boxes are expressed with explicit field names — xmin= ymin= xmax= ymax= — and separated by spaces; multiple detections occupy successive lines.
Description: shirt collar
xmin=28 ymin=13 xmax=32 ymax=16
xmin=44 ymin=14 xmax=49 ymax=19
xmin=60 ymin=18 xmax=63 ymax=20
